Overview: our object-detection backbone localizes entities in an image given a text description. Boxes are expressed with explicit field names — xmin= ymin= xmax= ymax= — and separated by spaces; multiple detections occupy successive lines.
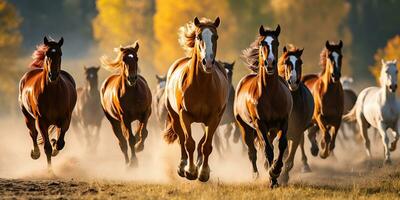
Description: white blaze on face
xmin=332 ymin=52 xmax=339 ymax=70
xmin=128 ymin=54 xmax=134 ymax=58
xmin=264 ymin=36 xmax=275 ymax=61
xmin=201 ymin=28 xmax=214 ymax=62
xmin=51 ymin=49 xmax=56 ymax=53
xmin=289 ymin=55 xmax=298 ymax=83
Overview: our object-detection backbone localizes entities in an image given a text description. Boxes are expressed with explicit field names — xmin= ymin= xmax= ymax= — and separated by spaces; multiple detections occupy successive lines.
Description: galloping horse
xmin=164 ymin=17 xmax=228 ymax=182
xmin=302 ymin=41 xmax=344 ymax=159
xmin=72 ymin=66 xmax=103 ymax=152
xmin=345 ymin=60 xmax=399 ymax=164
xmin=235 ymin=25 xmax=292 ymax=188
xmin=277 ymin=45 xmax=314 ymax=184
xmin=153 ymin=74 xmax=167 ymax=129
xmin=19 ymin=37 xmax=77 ymax=172
xmin=100 ymin=42 xmax=152 ymax=167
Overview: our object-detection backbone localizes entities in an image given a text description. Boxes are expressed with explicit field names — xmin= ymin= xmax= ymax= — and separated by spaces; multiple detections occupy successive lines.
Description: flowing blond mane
xmin=100 ymin=42 xmax=138 ymax=72
xmin=178 ymin=18 xmax=215 ymax=56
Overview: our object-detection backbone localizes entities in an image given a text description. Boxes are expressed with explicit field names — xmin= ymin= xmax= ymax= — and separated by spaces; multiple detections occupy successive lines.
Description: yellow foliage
xmin=270 ymin=0 xmax=352 ymax=75
xmin=0 ymin=0 xmax=22 ymax=112
xmin=370 ymin=35 xmax=400 ymax=84
xmin=153 ymin=0 xmax=238 ymax=73
xmin=92 ymin=0 xmax=154 ymax=66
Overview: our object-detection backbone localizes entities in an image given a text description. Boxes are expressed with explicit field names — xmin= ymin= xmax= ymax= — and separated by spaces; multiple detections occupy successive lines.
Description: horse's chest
xmin=381 ymin=104 xmax=399 ymax=124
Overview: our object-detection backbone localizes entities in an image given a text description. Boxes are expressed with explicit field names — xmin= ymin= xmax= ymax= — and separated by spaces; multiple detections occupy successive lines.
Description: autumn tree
xmin=92 ymin=0 xmax=155 ymax=66
xmin=153 ymin=0 xmax=238 ymax=73
xmin=270 ymin=0 xmax=352 ymax=75
xmin=0 ymin=0 xmax=22 ymax=114
xmin=370 ymin=35 xmax=400 ymax=84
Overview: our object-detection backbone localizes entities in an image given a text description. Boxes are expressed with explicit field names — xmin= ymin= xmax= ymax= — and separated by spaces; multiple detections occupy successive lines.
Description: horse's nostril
xmin=202 ymin=59 xmax=206 ymax=65
xmin=288 ymin=79 xmax=292 ymax=84
xmin=212 ymin=59 xmax=215 ymax=65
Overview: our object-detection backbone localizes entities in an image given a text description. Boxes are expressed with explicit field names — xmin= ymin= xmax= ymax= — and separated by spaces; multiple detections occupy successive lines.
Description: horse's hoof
xmin=30 ymin=149 xmax=40 ymax=160
xmin=198 ymin=165 xmax=210 ymax=182
xmin=389 ymin=143 xmax=397 ymax=152
xmin=51 ymin=149 xmax=59 ymax=157
xmin=134 ymin=142 xmax=144 ymax=152
xmin=129 ymin=158 xmax=139 ymax=168
xmin=310 ymin=146 xmax=319 ymax=157
xmin=301 ymin=164 xmax=312 ymax=173
xmin=269 ymin=178 xmax=279 ymax=189
xmin=252 ymin=172 xmax=259 ymax=180
xmin=177 ymin=168 xmax=185 ymax=177
xmin=184 ymin=165 xmax=198 ymax=180
xmin=56 ymin=140 xmax=65 ymax=151
xmin=384 ymin=159 xmax=392 ymax=166
xmin=269 ymin=161 xmax=283 ymax=179
xmin=279 ymin=172 xmax=289 ymax=185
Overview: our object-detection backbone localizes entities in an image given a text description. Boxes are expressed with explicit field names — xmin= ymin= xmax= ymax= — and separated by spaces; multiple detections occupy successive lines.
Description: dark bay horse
xmin=235 ymin=25 xmax=292 ymax=188
xmin=71 ymin=66 xmax=103 ymax=152
xmin=164 ymin=17 xmax=229 ymax=182
xmin=277 ymin=45 xmax=314 ymax=184
xmin=302 ymin=41 xmax=344 ymax=159
xmin=19 ymin=37 xmax=77 ymax=172
xmin=100 ymin=42 xmax=152 ymax=167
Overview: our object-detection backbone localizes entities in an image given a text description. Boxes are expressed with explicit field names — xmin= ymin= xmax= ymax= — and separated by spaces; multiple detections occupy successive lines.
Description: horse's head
xmin=221 ymin=61 xmax=235 ymax=83
xmin=155 ymin=74 xmax=166 ymax=90
xmin=258 ymin=25 xmax=280 ymax=75
xmin=380 ymin=59 xmax=398 ymax=93
xmin=193 ymin=17 xmax=220 ymax=73
xmin=325 ymin=40 xmax=343 ymax=82
xmin=43 ymin=36 xmax=63 ymax=82
xmin=84 ymin=66 xmax=100 ymax=88
xmin=280 ymin=46 xmax=303 ymax=90
xmin=120 ymin=42 xmax=139 ymax=86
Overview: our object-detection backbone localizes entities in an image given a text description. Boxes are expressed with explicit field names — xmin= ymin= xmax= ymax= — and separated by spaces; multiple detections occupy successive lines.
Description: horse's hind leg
xmin=236 ymin=116 xmax=258 ymax=179
xmin=105 ymin=113 xmax=129 ymax=164
xmin=389 ymin=124 xmax=399 ymax=152
xmin=51 ymin=116 xmax=72 ymax=156
xmin=198 ymin=119 xmax=219 ymax=182
xmin=307 ymin=125 xmax=319 ymax=157
xmin=299 ymin=134 xmax=311 ymax=172
xmin=135 ymin=110 xmax=150 ymax=152
xmin=22 ymin=107 xmax=40 ymax=159
xmin=357 ymin=114 xmax=371 ymax=158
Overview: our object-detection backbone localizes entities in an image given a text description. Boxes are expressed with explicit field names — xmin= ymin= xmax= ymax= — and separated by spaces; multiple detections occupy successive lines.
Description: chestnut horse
xmin=235 ymin=25 xmax=292 ymax=188
xmin=71 ymin=66 xmax=103 ymax=152
xmin=19 ymin=37 xmax=77 ymax=172
xmin=164 ymin=17 xmax=228 ymax=182
xmin=100 ymin=42 xmax=152 ymax=167
xmin=277 ymin=45 xmax=314 ymax=184
xmin=302 ymin=41 xmax=344 ymax=160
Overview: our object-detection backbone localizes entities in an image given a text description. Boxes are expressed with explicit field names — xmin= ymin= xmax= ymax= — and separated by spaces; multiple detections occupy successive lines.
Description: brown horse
xmin=302 ymin=41 xmax=344 ymax=159
xmin=71 ymin=66 xmax=103 ymax=152
xmin=100 ymin=42 xmax=152 ymax=167
xmin=277 ymin=45 xmax=314 ymax=184
xmin=19 ymin=37 xmax=77 ymax=172
xmin=164 ymin=17 xmax=229 ymax=182
xmin=235 ymin=25 xmax=292 ymax=188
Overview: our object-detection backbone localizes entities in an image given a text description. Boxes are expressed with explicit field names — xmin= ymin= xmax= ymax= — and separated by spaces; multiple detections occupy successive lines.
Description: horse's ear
xmin=83 ymin=66 xmax=88 ymax=71
xmin=194 ymin=17 xmax=201 ymax=27
xmin=133 ymin=41 xmax=139 ymax=52
xmin=44 ymin=36 xmax=49 ymax=45
xmin=214 ymin=17 xmax=220 ymax=28
xmin=231 ymin=61 xmax=235 ymax=67
xmin=275 ymin=24 xmax=281 ymax=36
xmin=96 ymin=66 xmax=100 ymax=71
xmin=58 ymin=37 xmax=64 ymax=46
xmin=283 ymin=46 xmax=287 ymax=53
xmin=259 ymin=25 xmax=266 ymax=36
xmin=325 ymin=40 xmax=331 ymax=49
xmin=338 ymin=40 xmax=343 ymax=48
xmin=298 ymin=48 xmax=304 ymax=56
xmin=155 ymin=74 xmax=162 ymax=81
xmin=381 ymin=59 xmax=386 ymax=65
xmin=393 ymin=59 xmax=397 ymax=64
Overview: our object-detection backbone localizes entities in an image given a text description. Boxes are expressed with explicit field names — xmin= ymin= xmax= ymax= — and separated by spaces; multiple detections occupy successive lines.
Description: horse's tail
xmin=163 ymin=114 xmax=177 ymax=144
xmin=37 ymin=125 xmax=58 ymax=145
xmin=343 ymin=105 xmax=357 ymax=122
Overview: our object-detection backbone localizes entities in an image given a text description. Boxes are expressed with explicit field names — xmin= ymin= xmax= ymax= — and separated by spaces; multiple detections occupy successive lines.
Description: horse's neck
xmin=258 ymin=66 xmax=278 ymax=90
xmin=380 ymin=86 xmax=396 ymax=104
xmin=187 ymin=52 xmax=212 ymax=84
xmin=321 ymin=64 xmax=335 ymax=90
xmin=85 ymin=80 xmax=98 ymax=94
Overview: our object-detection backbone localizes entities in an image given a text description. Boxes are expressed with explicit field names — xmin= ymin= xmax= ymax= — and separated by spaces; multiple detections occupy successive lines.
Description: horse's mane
xmin=100 ymin=43 xmax=137 ymax=72
xmin=178 ymin=18 xmax=215 ymax=56
xmin=30 ymin=44 xmax=49 ymax=68
xmin=319 ymin=48 xmax=328 ymax=74
xmin=241 ymin=35 xmax=264 ymax=73
xmin=278 ymin=44 xmax=299 ymax=77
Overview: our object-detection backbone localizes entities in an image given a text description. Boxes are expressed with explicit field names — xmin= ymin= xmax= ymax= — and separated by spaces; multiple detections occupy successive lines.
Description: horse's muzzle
xmin=48 ymin=72 xmax=59 ymax=82
xmin=331 ymin=73 xmax=341 ymax=82
xmin=202 ymin=58 xmax=214 ymax=73
xmin=389 ymin=84 xmax=398 ymax=92
xmin=127 ymin=75 xmax=138 ymax=86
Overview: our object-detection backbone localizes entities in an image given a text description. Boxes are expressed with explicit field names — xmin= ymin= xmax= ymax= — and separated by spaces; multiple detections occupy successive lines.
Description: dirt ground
xmin=1 ymin=117 xmax=400 ymax=199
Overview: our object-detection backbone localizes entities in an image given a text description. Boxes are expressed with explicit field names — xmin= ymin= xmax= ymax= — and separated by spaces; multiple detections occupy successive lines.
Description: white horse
xmin=345 ymin=59 xmax=399 ymax=164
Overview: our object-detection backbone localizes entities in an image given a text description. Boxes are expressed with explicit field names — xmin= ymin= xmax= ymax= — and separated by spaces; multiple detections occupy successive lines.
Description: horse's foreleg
xmin=280 ymin=133 xmax=301 ymax=185
xmin=170 ymin=113 xmax=187 ymax=178
xmin=124 ymin=120 xmax=138 ymax=168
xmin=269 ymin=123 xmax=288 ymax=188
xmin=135 ymin=111 xmax=150 ymax=152
xmin=236 ymin=116 xmax=258 ymax=179
xmin=52 ymin=116 xmax=72 ymax=156
xmin=307 ymin=125 xmax=319 ymax=157
xmin=22 ymin=107 xmax=40 ymax=160
xmin=224 ymin=124 xmax=233 ymax=151
xmin=179 ymin=110 xmax=197 ymax=180
xmin=377 ymin=123 xmax=391 ymax=165
xmin=357 ymin=114 xmax=371 ymax=158
xmin=198 ymin=120 xmax=219 ymax=182
xmin=105 ymin=113 xmax=129 ymax=165
xmin=299 ymin=134 xmax=311 ymax=172
xmin=36 ymin=119 xmax=52 ymax=173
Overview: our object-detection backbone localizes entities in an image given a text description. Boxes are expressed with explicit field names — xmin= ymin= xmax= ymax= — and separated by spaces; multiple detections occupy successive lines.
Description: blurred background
xmin=1 ymin=0 xmax=400 ymax=116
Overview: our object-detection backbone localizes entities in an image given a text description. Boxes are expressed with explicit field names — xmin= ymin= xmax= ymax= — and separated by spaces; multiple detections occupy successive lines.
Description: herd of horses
xmin=17 ymin=17 xmax=399 ymax=188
